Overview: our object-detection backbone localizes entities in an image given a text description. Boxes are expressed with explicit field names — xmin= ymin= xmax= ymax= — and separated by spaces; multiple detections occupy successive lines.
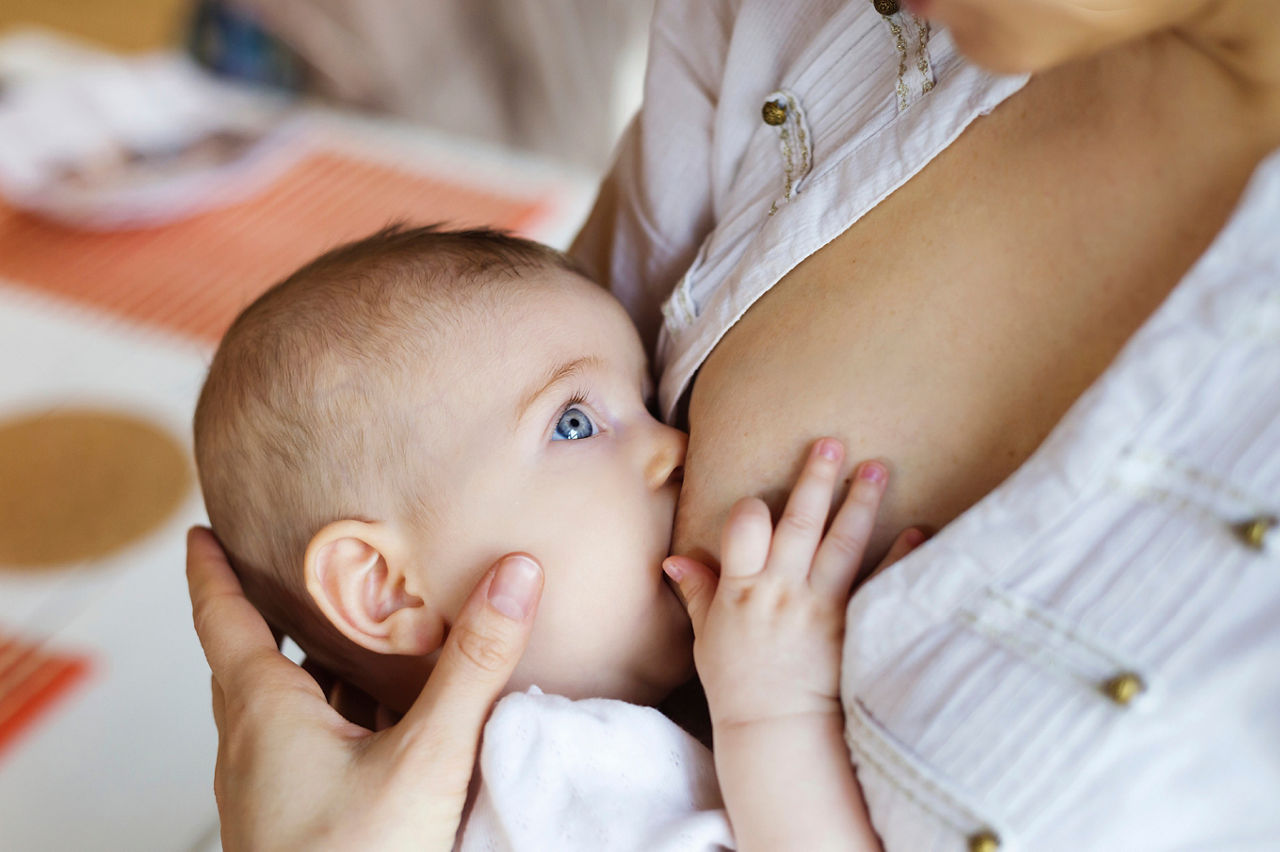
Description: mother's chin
xmin=922 ymin=0 xmax=1193 ymax=75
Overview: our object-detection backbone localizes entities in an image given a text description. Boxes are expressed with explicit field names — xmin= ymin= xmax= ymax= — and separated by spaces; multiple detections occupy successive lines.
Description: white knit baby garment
xmin=457 ymin=687 xmax=734 ymax=852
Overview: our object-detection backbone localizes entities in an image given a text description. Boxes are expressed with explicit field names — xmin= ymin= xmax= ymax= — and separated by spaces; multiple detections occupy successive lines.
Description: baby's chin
xmin=636 ymin=621 xmax=698 ymax=706
xmin=622 ymin=582 xmax=697 ymax=705
xmin=508 ymin=626 xmax=695 ymax=708
xmin=626 ymin=640 xmax=696 ymax=707
xmin=514 ymin=661 xmax=693 ymax=708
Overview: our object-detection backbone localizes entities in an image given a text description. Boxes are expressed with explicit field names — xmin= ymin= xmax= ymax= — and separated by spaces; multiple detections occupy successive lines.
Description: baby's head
xmin=195 ymin=225 xmax=692 ymax=712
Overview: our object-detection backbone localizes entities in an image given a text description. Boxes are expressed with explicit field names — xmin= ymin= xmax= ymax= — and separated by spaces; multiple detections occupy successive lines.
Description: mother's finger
xmin=186 ymin=526 xmax=289 ymax=695
xmin=210 ymin=675 xmax=226 ymax=739
xmin=390 ymin=553 xmax=543 ymax=772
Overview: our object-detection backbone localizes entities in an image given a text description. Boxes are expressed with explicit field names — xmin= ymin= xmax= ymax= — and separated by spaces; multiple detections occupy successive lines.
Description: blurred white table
xmin=0 ymin=287 xmax=220 ymax=851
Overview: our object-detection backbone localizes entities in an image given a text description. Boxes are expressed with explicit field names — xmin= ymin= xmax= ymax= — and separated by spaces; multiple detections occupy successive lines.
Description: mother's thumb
xmin=399 ymin=554 xmax=543 ymax=745
xmin=483 ymin=554 xmax=543 ymax=625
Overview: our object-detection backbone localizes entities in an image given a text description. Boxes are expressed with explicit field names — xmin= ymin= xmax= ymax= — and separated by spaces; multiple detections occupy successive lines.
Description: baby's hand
xmin=663 ymin=438 xmax=922 ymax=729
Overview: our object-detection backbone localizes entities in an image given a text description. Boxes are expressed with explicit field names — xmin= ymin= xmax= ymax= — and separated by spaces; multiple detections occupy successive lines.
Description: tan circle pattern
xmin=0 ymin=410 xmax=190 ymax=567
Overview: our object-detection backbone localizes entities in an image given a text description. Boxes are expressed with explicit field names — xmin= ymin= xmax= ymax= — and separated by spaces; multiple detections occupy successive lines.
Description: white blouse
xmin=575 ymin=0 xmax=1280 ymax=849
xmin=841 ymin=146 xmax=1280 ymax=850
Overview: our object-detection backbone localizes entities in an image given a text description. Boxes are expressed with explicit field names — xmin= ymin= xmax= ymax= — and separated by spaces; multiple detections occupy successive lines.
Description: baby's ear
xmin=304 ymin=520 xmax=442 ymax=656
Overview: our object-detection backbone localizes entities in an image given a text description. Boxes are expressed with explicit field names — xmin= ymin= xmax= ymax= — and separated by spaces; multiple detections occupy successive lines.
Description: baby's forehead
xmin=436 ymin=269 xmax=632 ymax=357
xmin=405 ymin=276 xmax=641 ymax=409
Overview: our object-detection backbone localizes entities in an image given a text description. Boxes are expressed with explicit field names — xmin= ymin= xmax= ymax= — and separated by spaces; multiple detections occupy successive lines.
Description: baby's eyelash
xmin=562 ymin=386 xmax=590 ymax=410
xmin=547 ymin=387 xmax=599 ymax=440
xmin=548 ymin=387 xmax=593 ymax=435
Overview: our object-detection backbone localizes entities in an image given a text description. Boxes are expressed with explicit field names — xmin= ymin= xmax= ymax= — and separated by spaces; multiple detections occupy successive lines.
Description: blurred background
xmin=0 ymin=1 xmax=651 ymax=848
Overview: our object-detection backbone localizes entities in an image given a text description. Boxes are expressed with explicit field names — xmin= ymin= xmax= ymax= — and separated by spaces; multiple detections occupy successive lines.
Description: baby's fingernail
xmin=816 ymin=438 xmax=842 ymax=461
xmin=662 ymin=558 xmax=684 ymax=582
xmin=858 ymin=461 xmax=887 ymax=484
xmin=489 ymin=555 xmax=541 ymax=620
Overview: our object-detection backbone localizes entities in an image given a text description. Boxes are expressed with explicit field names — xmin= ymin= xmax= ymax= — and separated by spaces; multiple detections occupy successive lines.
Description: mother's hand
xmin=186 ymin=527 xmax=543 ymax=852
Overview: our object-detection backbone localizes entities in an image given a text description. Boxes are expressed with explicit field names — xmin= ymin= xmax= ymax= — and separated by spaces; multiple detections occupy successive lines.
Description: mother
xmin=188 ymin=0 xmax=1280 ymax=848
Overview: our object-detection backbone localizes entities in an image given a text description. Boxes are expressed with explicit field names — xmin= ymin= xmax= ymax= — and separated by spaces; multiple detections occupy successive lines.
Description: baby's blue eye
xmin=552 ymin=407 xmax=596 ymax=441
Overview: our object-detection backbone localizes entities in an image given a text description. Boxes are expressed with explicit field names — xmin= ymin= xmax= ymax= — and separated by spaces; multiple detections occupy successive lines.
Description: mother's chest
xmin=694 ymin=51 xmax=1264 ymax=533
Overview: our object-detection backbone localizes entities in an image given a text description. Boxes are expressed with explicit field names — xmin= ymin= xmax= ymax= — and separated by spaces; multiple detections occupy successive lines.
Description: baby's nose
xmin=645 ymin=427 xmax=688 ymax=490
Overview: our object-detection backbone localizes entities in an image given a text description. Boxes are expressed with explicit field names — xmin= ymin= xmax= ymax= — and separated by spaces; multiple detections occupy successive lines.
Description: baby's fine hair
xmin=194 ymin=224 xmax=581 ymax=667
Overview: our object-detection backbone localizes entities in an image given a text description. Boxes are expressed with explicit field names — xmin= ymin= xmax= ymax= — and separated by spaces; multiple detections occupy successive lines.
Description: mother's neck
xmin=1177 ymin=0 xmax=1280 ymax=136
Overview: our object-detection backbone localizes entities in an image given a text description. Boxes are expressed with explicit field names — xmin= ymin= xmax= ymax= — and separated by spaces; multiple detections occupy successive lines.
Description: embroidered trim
xmin=1111 ymin=447 xmax=1279 ymax=558
xmin=845 ymin=699 xmax=1006 ymax=843
xmin=916 ymin=19 xmax=935 ymax=94
xmin=880 ymin=12 xmax=936 ymax=111
xmin=762 ymin=89 xmax=813 ymax=216
xmin=982 ymin=587 xmax=1130 ymax=668
xmin=660 ymin=272 xmax=699 ymax=333
xmin=957 ymin=587 xmax=1150 ymax=705
xmin=887 ymin=17 xmax=910 ymax=111
xmin=1123 ymin=447 xmax=1273 ymax=508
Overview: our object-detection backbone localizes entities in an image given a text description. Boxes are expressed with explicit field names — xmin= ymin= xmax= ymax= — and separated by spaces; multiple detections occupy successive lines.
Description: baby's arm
xmin=664 ymin=439 xmax=921 ymax=852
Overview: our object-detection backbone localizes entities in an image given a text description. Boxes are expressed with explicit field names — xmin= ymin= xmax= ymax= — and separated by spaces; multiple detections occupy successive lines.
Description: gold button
xmin=761 ymin=99 xmax=787 ymax=126
xmin=1101 ymin=672 xmax=1145 ymax=706
xmin=873 ymin=0 xmax=900 ymax=14
xmin=968 ymin=830 xmax=1000 ymax=852
xmin=1233 ymin=515 xmax=1276 ymax=550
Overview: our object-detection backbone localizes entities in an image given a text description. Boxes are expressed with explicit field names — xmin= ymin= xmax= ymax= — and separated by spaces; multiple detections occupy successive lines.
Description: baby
xmin=195 ymin=224 xmax=911 ymax=850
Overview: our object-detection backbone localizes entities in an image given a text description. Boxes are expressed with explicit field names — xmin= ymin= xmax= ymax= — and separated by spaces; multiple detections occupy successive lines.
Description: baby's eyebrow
xmin=515 ymin=355 xmax=604 ymax=422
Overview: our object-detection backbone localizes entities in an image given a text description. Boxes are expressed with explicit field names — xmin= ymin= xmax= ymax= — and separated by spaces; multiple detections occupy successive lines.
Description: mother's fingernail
xmin=489 ymin=555 xmax=541 ymax=620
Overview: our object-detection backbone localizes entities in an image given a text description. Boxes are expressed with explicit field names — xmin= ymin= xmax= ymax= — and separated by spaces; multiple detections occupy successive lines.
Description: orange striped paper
xmin=0 ymin=149 xmax=549 ymax=343
xmin=0 ymin=633 xmax=92 ymax=760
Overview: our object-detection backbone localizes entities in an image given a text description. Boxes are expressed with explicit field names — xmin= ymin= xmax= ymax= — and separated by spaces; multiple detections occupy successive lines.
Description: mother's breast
xmin=671 ymin=48 xmax=1258 ymax=566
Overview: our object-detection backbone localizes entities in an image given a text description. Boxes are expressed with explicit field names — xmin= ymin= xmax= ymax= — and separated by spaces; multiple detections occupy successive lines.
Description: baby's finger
xmin=862 ymin=527 xmax=927 ymax=585
xmin=662 ymin=555 xmax=718 ymax=636
xmin=719 ymin=497 xmax=773 ymax=580
xmin=811 ymin=461 xmax=888 ymax=600
xmin=767 ymin=438 xmax=845 ymax=579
